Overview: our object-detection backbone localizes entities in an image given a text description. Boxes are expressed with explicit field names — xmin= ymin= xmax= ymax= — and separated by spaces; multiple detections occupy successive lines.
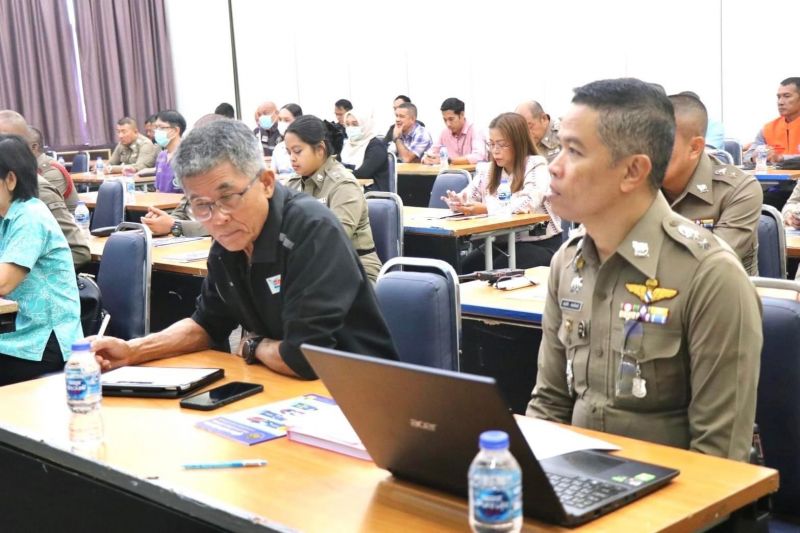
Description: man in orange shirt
xmin=747 ymin=77 xmax=800 ymax=163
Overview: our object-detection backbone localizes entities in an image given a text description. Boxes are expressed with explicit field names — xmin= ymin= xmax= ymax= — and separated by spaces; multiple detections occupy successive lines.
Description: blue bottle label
xmin=472 ymin=472 xmax=522 ymax=523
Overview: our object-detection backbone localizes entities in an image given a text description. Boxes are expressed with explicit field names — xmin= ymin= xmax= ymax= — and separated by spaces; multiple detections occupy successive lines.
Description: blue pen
xmin=182 ymin=459 xmax=268 ymax=470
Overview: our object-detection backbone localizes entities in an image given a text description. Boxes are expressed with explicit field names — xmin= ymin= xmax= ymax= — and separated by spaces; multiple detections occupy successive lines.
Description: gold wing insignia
xmin=650 ymin=287 xmax=678 ymax=302
xmin=626 ymin=279 xmax=678 ymax=303
xmin=625 ymin=283 xmax=648 ymax=302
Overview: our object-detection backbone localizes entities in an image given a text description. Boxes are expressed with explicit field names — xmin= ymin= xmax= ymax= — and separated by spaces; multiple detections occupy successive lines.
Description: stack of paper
xmin=287 ymin=406 xmax=370 ymax=461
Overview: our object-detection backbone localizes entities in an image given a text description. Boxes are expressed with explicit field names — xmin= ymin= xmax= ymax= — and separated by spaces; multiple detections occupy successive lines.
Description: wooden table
xmin=395 ymin=163 xmax=476 ymax=207
xmin=0 ymin=351 xmax=778 ymax=532
xmin=89 ymin=235 xmax=210 ymax=277
xmin=785 ymin=230 xmax=800 ymax=258
xmin=403 ymin=207 xmax=550 ymax=272
xmin=750 ymin=168 xmax=800 ymax=183
xmin=71 ymin=172 xmax=155 ymax=190
xmin=79 ymin=191 xmax=184 ymax=213
xmin=0 ymin=298 xmax=18 ymax=333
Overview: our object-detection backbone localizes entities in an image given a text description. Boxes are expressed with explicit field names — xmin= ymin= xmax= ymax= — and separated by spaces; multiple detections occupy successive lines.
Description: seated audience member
xmin=106 ymin=117 xmax=159 ymax=173
xmin=0 ymin=111 xmax=89 ymax=268
xmin=285 ymin=115 xmax=382 ymax=281
xmin=253 ymin=101 xmax=282 ymax=156
xmin=443 ymin=112 xmax=561 ymax=271
xmin=271 ymin=104 xmax=303 ymax=177
xmin=383 ymin=95 xmax=412 ymax=142
xmin=662 ymin=93 xmax=762 ymax=275
xmin=91 ymin=120 xmax=398 ymax=379
xmin=527 ymin=77 xmax=761 ymax=462
xmin=28 ymin=126 xmax=79 ymax=214
xmin=422 ymin=97 xmax=486 ymax=166
xmin=214 ymin=102 xmax=235 ymax=119
xmin=153 ymin=110 xmax=186 ymax=193
xmin=0 ymin=134 xmax=82 ymax=385
xmin=341 ymin=109 xmax=390 ymax=192
xmin=334 ymin=98 xmax=353 ymax=126
xmin=143 ymin=114 xmax=157 ymax=143
xmin=389 ymin=103 xmax=432 ymax=163
xmin=515 ymin=100 xmax=561 ymax=162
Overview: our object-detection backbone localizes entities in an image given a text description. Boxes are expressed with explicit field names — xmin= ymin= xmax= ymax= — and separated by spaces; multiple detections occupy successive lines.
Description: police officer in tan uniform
xmin=515 ymin=100 xmax=561 ymax=162
xmin=106 ymin=117 xmax=159 ymax=173
xmin=285 ymin=116 xmax=381 ymax=281
xmin=28 ymin=126 xmax=80 ymax=215
xmin=526 ymin=78 xmax=762 ymax=462
xmin=662 ymin=93 xmax=762 ymax=275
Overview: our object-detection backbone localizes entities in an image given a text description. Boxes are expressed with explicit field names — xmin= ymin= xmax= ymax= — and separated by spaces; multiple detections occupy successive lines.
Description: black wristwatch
xmin=242 ymin=337 xmax=264 ymax=365
xmin=170 ymin=220 xmax=183 ymax=237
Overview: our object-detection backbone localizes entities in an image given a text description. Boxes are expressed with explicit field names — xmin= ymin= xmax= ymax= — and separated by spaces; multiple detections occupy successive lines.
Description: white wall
xmin=166 ymin=0 xmax=800 ymax=143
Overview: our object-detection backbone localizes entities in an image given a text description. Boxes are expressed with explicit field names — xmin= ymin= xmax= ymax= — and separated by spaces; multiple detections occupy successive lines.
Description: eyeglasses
xmin=486 ymin=141 xmax=511 ymax=152
xmin=189 ymin=175 xmax=259 ymax=221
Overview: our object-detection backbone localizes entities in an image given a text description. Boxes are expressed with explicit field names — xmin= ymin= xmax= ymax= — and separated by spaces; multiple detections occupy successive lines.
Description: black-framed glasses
xmin=189 ymin=175 xmax=259 ymax=221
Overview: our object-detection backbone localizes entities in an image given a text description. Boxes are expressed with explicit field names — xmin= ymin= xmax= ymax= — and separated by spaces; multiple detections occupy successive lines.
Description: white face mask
xmin=346 ymin=126 xmax=363 ymax=142
xmin=277 ymin=121 xmax=289 ymax=136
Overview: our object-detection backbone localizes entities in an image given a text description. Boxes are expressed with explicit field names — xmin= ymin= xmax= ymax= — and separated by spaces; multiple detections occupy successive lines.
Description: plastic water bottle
xmin=755 ymin=145 xmax=769 ymax=172
xmin=57 ymin=156 xmax=66 ymax=166
xmin=469 ymin=431 xmax=523 ymax=532
xmin=440 ymin=146 xmax=449 ymax=170
xmin=74 ymin=201 xmax=91 ymax=237
xmin=95 ymin=157 xmax=105 ymax=178
xmin=122 ymin=166 xmax=137 ymax=204
xmin=497 ymin=177 xmax=512 ymax=211
xmin=65 ymin=341 xmax=103 ymax=452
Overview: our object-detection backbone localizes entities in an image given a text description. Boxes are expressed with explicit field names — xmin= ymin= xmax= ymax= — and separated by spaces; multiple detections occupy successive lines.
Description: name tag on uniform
xmin=266 ymin=274 xmax=281 ymax=295
xmin=261 ymin=135 xmax=269 ymax=143
xmin=560 ymin=298 xmax=583 ymax=311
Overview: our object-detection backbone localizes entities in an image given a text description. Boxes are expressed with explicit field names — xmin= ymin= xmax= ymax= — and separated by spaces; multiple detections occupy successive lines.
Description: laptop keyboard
xmin=547 ymin=473 xmax=627 ymax=509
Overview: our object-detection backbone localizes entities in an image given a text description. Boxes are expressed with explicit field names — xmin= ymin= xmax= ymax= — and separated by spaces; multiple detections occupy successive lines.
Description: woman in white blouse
xmin=443 ymin=112 xmax=561 ymax=271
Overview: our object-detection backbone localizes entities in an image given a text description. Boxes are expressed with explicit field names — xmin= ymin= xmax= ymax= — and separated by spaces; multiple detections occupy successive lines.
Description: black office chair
xmin=71 ymin=152 xmax=88 ymax=173
xmin=375 ymin=257 xmax=460 ymax=371
xmin=96 ymin=222 xmax=152 ymax=339
xmin=365 ymin=191 xmax=403 ymax=263
xmin=757 ymin=205 xmax=786 ymax=279
xmin=90 ymin=180 xmax=125 ymax=231
xmin=428 ymin=169 xmax=471 ymax=208
xmin=724 ymin=138 xmax=743 ymax=166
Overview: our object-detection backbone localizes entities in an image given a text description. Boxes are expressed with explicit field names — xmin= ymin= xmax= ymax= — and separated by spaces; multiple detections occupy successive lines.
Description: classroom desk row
xmin=0 ymin=351 xmax=778 ymax=532
xmin=71 ymin=172 xmax=155 ymax=190
xmin=79 ymin=191 xmax=184 ymax=213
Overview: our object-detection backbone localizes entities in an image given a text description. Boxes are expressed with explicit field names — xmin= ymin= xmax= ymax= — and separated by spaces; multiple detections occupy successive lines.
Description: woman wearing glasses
xmin=284 ymin=115 xmax=381 ymax=282
xmin=443 ymin=112 xmax=561 ymax=271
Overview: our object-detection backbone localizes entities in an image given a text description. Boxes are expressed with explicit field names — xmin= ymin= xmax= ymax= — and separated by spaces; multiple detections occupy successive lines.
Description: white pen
xmin=96 ymin=313 xmax=111 ymax=338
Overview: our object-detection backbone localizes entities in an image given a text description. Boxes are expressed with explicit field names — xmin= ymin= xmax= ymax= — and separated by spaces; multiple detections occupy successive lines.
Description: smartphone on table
xmin=179 ymin=381 xmax=263 ymax=411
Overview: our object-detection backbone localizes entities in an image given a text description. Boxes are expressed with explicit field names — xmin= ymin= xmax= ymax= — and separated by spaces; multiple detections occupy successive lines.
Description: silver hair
xmin=172 ymin=119 xmax=265 ymax=182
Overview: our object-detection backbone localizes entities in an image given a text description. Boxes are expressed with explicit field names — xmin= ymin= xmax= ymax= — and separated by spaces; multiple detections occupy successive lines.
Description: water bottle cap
xmin=71 ymin=341 xmax=91 ymax=352
xmin=479 ymin=430 xmax=509 ymax=450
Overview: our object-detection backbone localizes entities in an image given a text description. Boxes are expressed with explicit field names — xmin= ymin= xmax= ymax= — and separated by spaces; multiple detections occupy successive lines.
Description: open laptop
xmin=301 ymin=344 xmax=679 ymax=527
xmin=101 ymin=366 xmax=224 ymax=398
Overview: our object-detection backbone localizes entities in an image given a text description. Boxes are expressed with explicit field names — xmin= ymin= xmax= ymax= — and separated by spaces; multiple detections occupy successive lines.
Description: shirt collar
xmin=402 ymin=122 xmax=420 ymax=140
xmin=249 ymin=182 xmax=290 ymax=264
xmin=539 ymin=121 xmax=559 ymax=150
xmin=447 ymin=121 xmax=471 ymax=139
xmin=680 ymin=153 xmax=714 ymax=205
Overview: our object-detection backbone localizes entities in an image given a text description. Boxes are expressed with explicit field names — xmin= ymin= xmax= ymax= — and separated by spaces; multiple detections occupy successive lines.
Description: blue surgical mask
xmin=154 ymin=129 xmax=170 ymax=148
xmin=259 ymin=115 xmax=273 ymax=130
xmin=346 ymin=126 xmax=363 ymax=142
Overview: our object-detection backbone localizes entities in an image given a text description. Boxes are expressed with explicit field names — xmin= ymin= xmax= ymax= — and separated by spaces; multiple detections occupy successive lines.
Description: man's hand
xmin=785 ymin=209 xmax=800 ymax=229
xmin=89 ymin=336 xmax=135 ymax=371
xmin=140 ymin=207 xmax=175 ymax=235
xmin=392 ymin=125 xmax=403 ymax=141
xmin=767 ymin=149 xmax=784 ymax=164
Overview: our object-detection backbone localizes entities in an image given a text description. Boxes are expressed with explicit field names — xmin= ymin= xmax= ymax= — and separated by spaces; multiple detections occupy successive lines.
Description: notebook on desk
xmin=301 ymin=344 xmax=679 ymax=527
xmin=101 ymin=366 xmax=224 ymax=398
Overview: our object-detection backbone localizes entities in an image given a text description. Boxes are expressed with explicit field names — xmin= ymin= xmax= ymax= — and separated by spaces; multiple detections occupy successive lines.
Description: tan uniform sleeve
xmin=327 ymin=181 xmax=365 ymax=239
xmin=108 ymin=143 xmax=123 ymax=166
xmin=684 ymin=251 xmax=762 ymax=461
xmin=712 ymin=176 xmax=762 ymax=275
xmin=169 ymin=197 xmax=209 ymax=237
xmin=133 ymin=140 xmax=159 ymax=171
xmin=38 ymin=178 xmax=90 ymax=268
xmin=526 ymin=251 xmax=574 ymax=423
xmin=41 ymin=166 xmax=68 ymax=197
xmin=781 ymin=181 xmax=800 ymax=223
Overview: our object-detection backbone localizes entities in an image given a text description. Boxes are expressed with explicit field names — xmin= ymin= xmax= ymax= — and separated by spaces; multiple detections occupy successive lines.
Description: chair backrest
xmin=71 ymin=152 xmax=88 ymax=173
xmin=724 ymin=138 xmax=743 ymax=166
xmin=757 ymin=204 xmax=786 ymax=279
xmin=365 ymin=191 xmax=403 ymax=263
xmin=750 ymin=277 xmax=800 ymax=516
xmin=386 ymin=152 xmax=397 ymax=194
xmin=375 ymin=257 xmax=460 ymax=371
xmin=96 ymin=222 xmax=152 ymax=340
xmin=90 ymin=180 xmax=125 ymax=230
xmin=707 ymin=148 xmax=734 ymax=165
xmin=428 ymin=169 xmax=471 ymax=208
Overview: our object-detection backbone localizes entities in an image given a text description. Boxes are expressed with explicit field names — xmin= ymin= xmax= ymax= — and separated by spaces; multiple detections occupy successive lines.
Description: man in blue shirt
xmin=389 ymin=103 xmax=432 ymax=163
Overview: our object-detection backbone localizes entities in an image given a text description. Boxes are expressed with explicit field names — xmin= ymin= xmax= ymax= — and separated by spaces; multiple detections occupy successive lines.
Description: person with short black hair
xmin=334 ymin=98 xmax=353 ymax=125
xmin=214 ymin=102 xmax=235 ymax=119
xmin=286 ymin=115 xmax=381 ymax=281
xmin=389 ymin=102 xmax=432 ymax=163
xmin=527 ymin=78 xmax=762 ymax=462
xmin=28 ymin=126 xmax=80 ymax=214
xmin=0 ymin=134 xmax=82 ymax=385
xmin=106 ymin=117 xmax=159 ymax=173
xmin=422 ymin=97 xmax=486 ymax=165
xmin=153 ymin=110 xmax=187 ymax=193
xmin=144 ymin=114 xmax=158 ymax=143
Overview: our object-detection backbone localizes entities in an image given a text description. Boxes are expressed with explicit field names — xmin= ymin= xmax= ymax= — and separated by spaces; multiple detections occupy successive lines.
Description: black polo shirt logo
xmin=266 ymin=274 xmax=281 ymax=294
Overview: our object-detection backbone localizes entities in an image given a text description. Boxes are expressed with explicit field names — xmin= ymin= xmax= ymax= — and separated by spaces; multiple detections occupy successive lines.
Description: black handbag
xmin=77 ymin=274 xmax=105 ymax=336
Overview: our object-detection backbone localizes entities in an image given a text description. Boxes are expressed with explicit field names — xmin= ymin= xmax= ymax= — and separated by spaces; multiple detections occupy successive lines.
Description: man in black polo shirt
xmin=91 ymin=119 xmax=397 ymax=379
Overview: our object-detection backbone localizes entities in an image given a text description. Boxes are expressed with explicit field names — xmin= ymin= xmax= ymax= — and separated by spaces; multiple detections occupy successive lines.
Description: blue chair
xmin=90 ymin=180 xmax=125 ymax=231
xmin=757 ymin=204 xmax=786 ymax=279
xmin=365 ymin=191 xmax=403 ymax=263
xmin=708 ymin=148 xmax=734 ymax=165
xmin=428 ymin=169 xmax=471 ymax=208
xmin=386 ymin=152 xmax=398 ymax=194
xmin=724 ymin=138 xmax=743 ymax=166
xmin=751 ymin=277 xmax=800 ymax=518
xmin=71 ymin=152 xmax=88 ymax=173
xmin=376 ymin=257 xmax=460 ymax=371
xmin=96 ymin=222 xmax=152 ymax=339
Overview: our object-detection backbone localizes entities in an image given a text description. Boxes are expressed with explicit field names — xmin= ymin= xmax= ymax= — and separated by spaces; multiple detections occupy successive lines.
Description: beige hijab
xmin=340 ymin=109 xmax=376 ymax=169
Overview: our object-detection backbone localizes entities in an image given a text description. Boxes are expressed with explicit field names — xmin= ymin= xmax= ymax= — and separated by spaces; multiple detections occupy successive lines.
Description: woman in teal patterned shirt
xmin=0 ymin=135 xmax=82 ymax=385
